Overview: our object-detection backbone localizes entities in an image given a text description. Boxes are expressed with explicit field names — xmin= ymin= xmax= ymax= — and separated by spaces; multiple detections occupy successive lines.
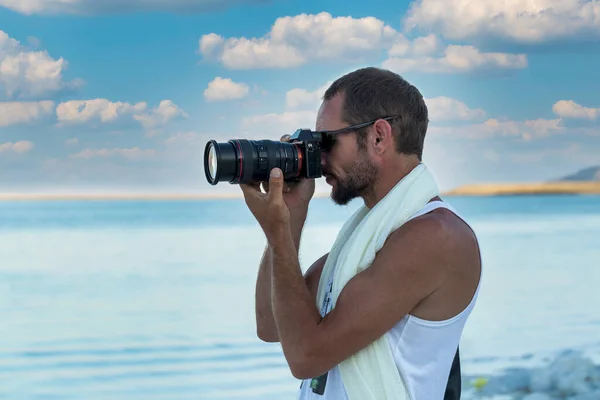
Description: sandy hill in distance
xmin=446 ymin=165 xmax=600 ymax=196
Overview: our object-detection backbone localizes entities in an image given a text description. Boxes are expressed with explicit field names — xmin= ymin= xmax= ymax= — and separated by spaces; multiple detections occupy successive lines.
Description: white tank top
xmin=297 ymin=200 xmax=482 ymax=400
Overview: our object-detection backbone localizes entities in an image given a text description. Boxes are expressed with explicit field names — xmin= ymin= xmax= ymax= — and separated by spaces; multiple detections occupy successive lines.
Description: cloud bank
xmin=404 ymin=0 xmax=600 ymax=45
xmin=199 ymin=12 xmax=527 ymax=74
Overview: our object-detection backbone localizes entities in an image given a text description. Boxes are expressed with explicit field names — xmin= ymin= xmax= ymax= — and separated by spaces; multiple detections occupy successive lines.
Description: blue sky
xmin=0 ymin=0 xmax=599 ymax=195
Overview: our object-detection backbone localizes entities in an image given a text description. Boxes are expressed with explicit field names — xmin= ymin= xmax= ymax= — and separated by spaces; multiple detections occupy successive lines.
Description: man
xmin=240 ymin=67 xmax=481 ymax=399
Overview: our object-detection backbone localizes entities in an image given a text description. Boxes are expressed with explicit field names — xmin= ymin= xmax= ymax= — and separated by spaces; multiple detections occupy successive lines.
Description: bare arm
xmin=255 ymin=245 xmax=277 ymax=342
xmin=255 ymin=212 xmax=327 ymax=342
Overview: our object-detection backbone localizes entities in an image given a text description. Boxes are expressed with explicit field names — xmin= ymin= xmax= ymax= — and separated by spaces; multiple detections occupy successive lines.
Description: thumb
xmin=267 ymin=168 xmax=284 ymax=202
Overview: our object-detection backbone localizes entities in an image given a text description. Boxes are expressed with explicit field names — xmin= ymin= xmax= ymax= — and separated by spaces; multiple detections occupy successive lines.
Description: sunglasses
xmin=313 ymin=116 xmax=400 ymax=152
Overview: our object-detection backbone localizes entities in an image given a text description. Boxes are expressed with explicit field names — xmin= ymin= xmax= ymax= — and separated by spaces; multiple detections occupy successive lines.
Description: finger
xmin=284 ymin=178 xmax=301 ymax=192
xmin=267 ymin=168 xmax=284 ymax=202
xmin=240 ymin=182 xmax=261 ymax=193
xmin=239 ymin=183 xmax=263 ymax=200
xmin=280 ymin=134 xmax=291 ymax=142
xmin=263 ymin=179 xmax=289 ymax=193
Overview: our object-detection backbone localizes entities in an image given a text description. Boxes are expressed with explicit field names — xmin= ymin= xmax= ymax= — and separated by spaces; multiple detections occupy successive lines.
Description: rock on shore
xmin=464 ymin=350 xmax=600 ymax=399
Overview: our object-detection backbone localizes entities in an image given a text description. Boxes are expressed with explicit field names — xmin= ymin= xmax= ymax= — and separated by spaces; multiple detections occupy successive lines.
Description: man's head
xmin=317 ymin=67 xmax=429 ymax=206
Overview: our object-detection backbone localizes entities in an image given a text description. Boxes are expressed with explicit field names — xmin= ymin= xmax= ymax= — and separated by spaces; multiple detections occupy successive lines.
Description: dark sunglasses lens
xmin=322 ymin=133 xmax=335 ymax=151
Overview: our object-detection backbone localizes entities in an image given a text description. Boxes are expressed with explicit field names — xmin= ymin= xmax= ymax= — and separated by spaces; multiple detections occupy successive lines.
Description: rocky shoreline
xmin=463 ymin=350 xmax=600 ymax=399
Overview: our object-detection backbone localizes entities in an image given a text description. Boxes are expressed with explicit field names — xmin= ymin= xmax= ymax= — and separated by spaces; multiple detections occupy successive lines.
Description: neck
xmin=362 ymin=156 xmax=422 ymax=209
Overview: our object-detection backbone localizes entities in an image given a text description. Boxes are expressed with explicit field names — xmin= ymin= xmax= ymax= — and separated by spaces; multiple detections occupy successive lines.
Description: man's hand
xmin=262 ymin=134 xmax=315 ymax=219
xmin=240 ymin=167 xmax=291 ymax=243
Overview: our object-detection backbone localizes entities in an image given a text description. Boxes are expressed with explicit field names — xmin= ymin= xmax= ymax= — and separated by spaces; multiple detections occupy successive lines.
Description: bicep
xmin=320 ymin=243 xmax=433 ymax=351
xmin=303 ymin=253 xmax=329 ymax=305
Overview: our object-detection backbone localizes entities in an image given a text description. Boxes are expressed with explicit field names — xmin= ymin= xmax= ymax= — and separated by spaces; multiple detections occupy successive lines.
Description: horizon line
xmin=0 ymin=181 xmax=598 ymax=201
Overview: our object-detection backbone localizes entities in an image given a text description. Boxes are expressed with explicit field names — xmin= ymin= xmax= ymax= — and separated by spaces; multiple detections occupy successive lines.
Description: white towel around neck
xmin=316 ymin=163 xmax=440 ymax=400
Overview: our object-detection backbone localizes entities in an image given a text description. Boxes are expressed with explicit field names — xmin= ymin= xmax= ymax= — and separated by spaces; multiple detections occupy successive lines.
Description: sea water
xmin=1 ymin=195 xmax=599 ymax=399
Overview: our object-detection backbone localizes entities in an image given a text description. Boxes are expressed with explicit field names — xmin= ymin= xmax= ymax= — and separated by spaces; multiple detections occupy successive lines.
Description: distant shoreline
xmin=0 ymin=192 xmax=244 ymax=201
xmin=445 ymin=181 xmax=600 ymax=196
xmin=0 ymin=181 xmax=598 ymax=201
xmin=0 ymin=191 xmax=333 ymax=201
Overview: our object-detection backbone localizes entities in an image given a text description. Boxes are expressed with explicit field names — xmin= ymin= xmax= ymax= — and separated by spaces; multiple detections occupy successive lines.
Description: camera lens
xmin=203 ymin=139 xmax=304 ymax=185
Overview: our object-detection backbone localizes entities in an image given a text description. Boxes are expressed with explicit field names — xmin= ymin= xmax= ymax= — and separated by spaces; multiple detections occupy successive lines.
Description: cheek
xmin=328 ymin=151 xmax=345 ymax=173
xmin=331 ymin=141 xmax=353 ymax=161
xmin=327 ymin=139 xmax=358 ymax=174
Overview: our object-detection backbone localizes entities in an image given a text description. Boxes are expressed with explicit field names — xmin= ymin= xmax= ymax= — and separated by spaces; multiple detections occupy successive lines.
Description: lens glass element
xmin=208 ymin=145 xmax=218 ymax=179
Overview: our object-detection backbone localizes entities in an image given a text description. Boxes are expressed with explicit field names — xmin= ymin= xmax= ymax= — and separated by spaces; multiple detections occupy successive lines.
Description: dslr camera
xmin=203 ymin=117 xmax=395 ymax=185
xmin=203 ymin=129 xmax=334 ymax=185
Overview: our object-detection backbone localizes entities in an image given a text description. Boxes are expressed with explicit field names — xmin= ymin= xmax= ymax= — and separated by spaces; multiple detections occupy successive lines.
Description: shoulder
xmin=387 ymin=206 xmax=478 ymax=261
xmin=376 ymin=205 xmax=480 ymax=290
xmin=381 ymin=205 xmax=481 ymax=319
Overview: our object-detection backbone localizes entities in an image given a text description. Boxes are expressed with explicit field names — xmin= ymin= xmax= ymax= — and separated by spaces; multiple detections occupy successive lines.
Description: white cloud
xmin=0 ymin=0 xmax=269 ymax=15
xmin=383 ymin=41 xmax=528 ymax=74
xmin=199 ymin=12 xmax=400 ymax=69
xmin=425 ymin=97 xmax=487 ymax=122
xmin=203 ymin=77 xmax=249 ymax=102
xmin=285 ymin=81 xmax=332 ymax=111
xmin=240 ymin=81 xmax=329 ymax=137
xmin=56 ymin=98 xmax=186 ymax=131
xmin=162 ymin=131 xmax=211 ymax=162
xmin=387 ymin=33 xmax=441 ymax=57
xmin=65 ymin=138 xmax=79 ymax=145
xmin=403 ymin=0 xmax=600 ymax=44
xmin=241 ymin=111 xmax=316 ymax=138
xmin=132 ymin=100 xmax=187 ymax=129
xmin=69 ymin=147 xmax=156 ymax=160
xmin=508 ymin=143 xmax=584 ymax=164
xmin=429 ymin=118 xmax=565 ymax=140
xmin=0 ymin=140 xmax=34 ymax=154
xmin=0 ymin=30 xmax=83 ymax=99
xmin=56 ymin=99 xmax=147 ymax=125
xmin=485 ymin=118 xmax=564 ymax=139
xmin=164 ymin=131 xmax=203 ymax=147
xmin=0 ymin=101 xmax=54 ymax=126
xmin=552 ymin=100 xmax=599 ymax=120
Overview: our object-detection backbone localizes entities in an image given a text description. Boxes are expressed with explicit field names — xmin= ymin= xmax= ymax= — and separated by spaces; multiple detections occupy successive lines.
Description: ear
xmin=371 ymin=118 xmax=394 ymax=154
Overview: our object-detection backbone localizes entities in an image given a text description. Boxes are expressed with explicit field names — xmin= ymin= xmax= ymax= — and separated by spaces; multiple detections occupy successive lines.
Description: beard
xmin=330 ymin=153 xmax=377 ymax=206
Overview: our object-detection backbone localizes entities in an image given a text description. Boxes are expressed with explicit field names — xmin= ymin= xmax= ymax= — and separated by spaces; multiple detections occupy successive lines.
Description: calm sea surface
xmin=1 ymin=195 xmax=599 ymax=399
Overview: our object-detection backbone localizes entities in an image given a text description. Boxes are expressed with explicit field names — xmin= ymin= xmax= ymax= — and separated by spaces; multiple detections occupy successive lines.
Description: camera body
xmin=203 ymin=128 xmax=327 ymax=186
xmin=287 ymin=129 xmax=324 ymax=180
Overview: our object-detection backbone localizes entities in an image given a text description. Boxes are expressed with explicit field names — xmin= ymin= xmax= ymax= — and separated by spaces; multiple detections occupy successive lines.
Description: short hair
xmin=323 ymin=67 xmax=429 ymax=160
